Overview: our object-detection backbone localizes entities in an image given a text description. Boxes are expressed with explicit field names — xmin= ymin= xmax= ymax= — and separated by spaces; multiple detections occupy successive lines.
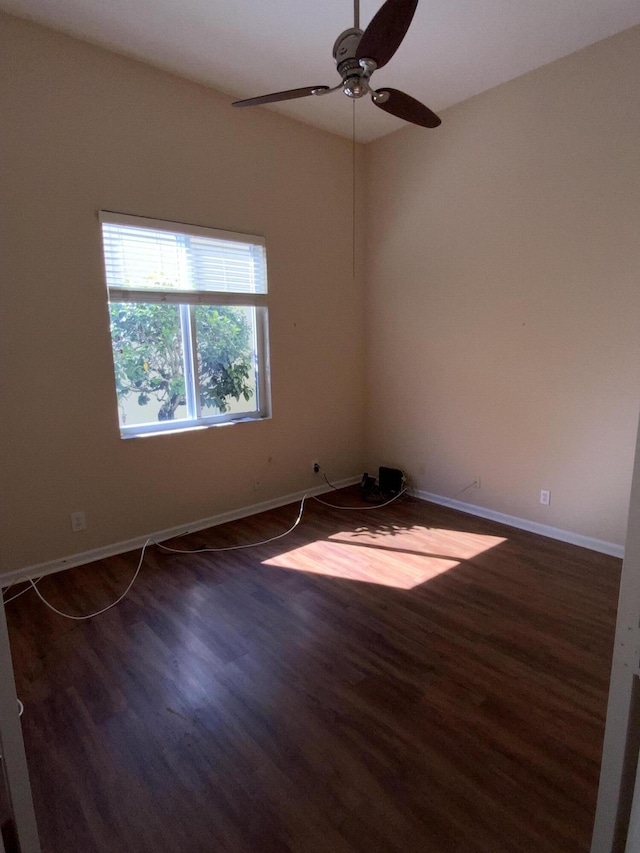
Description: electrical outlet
xmin=312 ymin=461 xmax=320 ymax=474
xmin=253 ymin=478 xmax=261 ymax=491
xmin=473 ymin=476 xmax=481 ymax=489
xmin=71 ymin=511 xmax=86 ymax=532
xmin=418 ymin=463 xmax=426 ymax=476
xmin=540 ymin=489 xmax=550 ymax=506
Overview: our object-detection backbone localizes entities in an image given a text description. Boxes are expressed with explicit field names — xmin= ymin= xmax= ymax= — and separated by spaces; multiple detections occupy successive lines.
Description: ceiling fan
xmin=232 ymin=0 xmax=441 ymax=129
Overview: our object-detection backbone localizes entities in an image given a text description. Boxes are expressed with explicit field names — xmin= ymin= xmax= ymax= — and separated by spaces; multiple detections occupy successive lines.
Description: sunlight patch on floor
xmin=263 ymin=529 xmax=507 ymax=590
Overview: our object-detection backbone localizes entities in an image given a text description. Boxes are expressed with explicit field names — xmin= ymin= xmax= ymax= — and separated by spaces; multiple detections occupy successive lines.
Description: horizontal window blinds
xmin=100 ymin=213 xmax=267 ymax=295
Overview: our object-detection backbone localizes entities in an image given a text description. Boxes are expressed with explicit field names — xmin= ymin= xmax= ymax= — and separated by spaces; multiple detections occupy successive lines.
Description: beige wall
xmin=0 ymin=14 xmax=366 ymax=573
xmin=2 ymin=14 xmax=639 ymax=576
xmin=365 ymin=26 xmax=640 ymax=547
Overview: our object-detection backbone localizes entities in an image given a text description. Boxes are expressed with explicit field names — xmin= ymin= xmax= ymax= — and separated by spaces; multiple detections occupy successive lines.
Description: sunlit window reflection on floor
xmin=263 ymin=526 xmax=507 ymax=590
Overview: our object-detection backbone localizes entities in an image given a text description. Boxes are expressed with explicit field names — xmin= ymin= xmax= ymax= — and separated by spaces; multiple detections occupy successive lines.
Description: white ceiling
xmin=2 ymin=0 xmax=639 ymax=142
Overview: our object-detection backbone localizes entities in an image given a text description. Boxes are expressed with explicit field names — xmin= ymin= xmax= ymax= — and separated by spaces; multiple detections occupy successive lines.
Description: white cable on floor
xmin=27 ymin=539 xmax=151 ymax=621
xmin=312 ymin=489 xmax=407 ymax=510
xmin=6 ymin=475 xmax=411 ymax=620
xmin=157 ymin=496 xmax=309 ymax=555
xmin=158 ymin=488 xmax=409 ymax=555
xmin=3 ymin=583 xmax=38 ymax=605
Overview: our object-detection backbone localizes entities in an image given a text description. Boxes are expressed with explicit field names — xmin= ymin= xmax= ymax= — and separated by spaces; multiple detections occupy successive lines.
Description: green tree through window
xmin=110 ymin=303 xmax=254 ymax=422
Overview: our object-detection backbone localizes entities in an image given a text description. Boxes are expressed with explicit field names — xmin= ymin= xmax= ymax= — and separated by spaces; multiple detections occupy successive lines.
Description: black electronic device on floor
xmin=379 ymin=466 xmax=404 ymax=497
xmin=361 ymin=466 xmax=404 ymax=502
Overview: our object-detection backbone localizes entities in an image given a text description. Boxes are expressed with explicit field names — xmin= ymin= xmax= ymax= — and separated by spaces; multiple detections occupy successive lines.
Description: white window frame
xmin=99 ymin=211 xmax=271 ymax=438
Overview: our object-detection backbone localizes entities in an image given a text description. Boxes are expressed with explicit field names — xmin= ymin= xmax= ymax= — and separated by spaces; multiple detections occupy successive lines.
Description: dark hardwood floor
xmin=3 ymin=489 xmax=621 ymax=852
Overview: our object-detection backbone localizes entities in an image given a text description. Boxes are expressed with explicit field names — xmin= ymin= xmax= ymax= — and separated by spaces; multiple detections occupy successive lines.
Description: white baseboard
xmin=413 ymin=489 xmax=625 ymax=559
xmin=0 ymin=477 xmax=361 ymax=588
xmin=2 ymin=478 xmax=622 ymax=590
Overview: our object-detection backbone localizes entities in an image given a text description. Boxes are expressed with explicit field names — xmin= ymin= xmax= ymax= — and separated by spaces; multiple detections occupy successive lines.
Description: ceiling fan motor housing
xmin=332 ymin=28 xmax=372 ymax=98
xmin=332 ymin=28 xmax=363 ymax=65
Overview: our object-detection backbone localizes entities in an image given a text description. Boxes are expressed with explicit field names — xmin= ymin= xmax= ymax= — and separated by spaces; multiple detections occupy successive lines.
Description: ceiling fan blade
xmin=232 ymin=86 xmax=330 ymax=108
xmin=372 ymin=88 xmax=441 ymax=128
xmin=356 ymin=0 xmax=418 ymax=69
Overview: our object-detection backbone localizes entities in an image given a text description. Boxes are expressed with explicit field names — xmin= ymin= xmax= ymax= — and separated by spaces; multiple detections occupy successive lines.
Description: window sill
xmin=120 ymin=414 xmax=270 ymax=439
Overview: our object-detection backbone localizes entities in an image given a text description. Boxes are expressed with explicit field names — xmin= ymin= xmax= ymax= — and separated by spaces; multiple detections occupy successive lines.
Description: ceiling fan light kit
xmin=232 ymin=0 xmax=441 ymax=130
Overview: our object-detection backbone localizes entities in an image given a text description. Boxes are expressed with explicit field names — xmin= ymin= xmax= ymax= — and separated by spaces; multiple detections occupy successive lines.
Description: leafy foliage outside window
xmin=109 ymin=302 xmax=254 ymax=422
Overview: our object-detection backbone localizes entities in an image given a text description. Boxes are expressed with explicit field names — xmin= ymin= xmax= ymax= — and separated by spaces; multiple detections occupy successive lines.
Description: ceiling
xmin=1 ymin=0 xmax=639 ymax=142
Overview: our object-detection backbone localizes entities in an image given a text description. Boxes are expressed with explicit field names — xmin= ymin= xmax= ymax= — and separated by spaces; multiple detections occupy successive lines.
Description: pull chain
xmin=352 ymin=98 xmax=356 ymax=279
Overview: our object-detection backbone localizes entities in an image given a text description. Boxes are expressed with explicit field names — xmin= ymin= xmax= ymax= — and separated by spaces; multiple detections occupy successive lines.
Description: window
xmin=100 ymin=212 xmax=270 ymax=437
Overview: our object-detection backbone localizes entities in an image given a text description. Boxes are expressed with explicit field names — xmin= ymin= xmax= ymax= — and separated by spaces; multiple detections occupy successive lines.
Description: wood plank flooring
xmin=3 ymin=490 xmax=621 ymax=852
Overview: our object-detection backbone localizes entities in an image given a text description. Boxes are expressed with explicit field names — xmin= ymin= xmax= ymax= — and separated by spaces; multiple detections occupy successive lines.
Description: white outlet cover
xmin=71 ymin=511 xmax=86 ymax=531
